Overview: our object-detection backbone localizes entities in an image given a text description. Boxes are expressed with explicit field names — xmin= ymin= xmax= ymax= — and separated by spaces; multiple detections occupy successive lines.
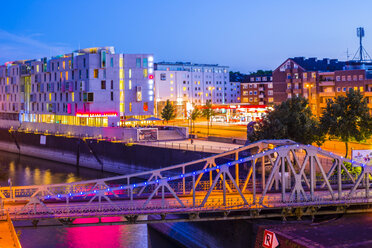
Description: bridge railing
xmin=2 ymin=140 xmax=372 ymax=220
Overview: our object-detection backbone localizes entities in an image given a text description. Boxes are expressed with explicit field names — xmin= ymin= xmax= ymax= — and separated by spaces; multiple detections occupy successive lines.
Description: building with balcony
xmin=154 ymin=62 xmax=239 ymax=118
xmin=240 ymin=74 xmax=273 ymax=106
xmin=0 ymin=47 xmax=154 ymax=127
xmin=272 ymin=57 xmax=372 ymax=115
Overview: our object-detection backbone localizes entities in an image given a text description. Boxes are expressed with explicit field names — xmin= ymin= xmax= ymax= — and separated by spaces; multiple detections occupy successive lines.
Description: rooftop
xmin=291 ymin=57 xmax=346 ymax=72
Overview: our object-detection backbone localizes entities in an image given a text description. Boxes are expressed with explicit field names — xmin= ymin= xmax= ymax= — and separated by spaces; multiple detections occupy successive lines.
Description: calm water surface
xmin=0 ymin=151 xmax=175 ymax=248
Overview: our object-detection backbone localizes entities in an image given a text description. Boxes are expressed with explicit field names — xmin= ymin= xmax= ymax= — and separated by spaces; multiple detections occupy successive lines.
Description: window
xmin=303 ymin=73 xmax=307 ymax=79
xmin=287 ymin=83 xmax=291 ymax=89
xmin=337 ymin=87 xmax=341 ymax=92
xmin=129 ymin=69 xmax=132 ymax=78
xmin=359 ymin=75 xmax=364 ymax=80
xmin=83 ymin=58 xmax=86 ymax=67
xmin=101 ymin=80 xmax=106 ymax=89
xmin=311 ymin=72 xmax=316 ymax=78
xmin=342 ymin=76 xmax=346 ymax=81
xmin=94 ymin=69 xmax=98 ymax=78
xmin=86 ymin=69 xmax=89 ymax=79
xmin=143 ymin=69 xmax=148 ymax=78
xmin=347 ymin=75 xmax=352 ymax=81
xmin=160 ymin=73 xmax=166 ymax=80
xmin=360 ymin=86 xmax=364 ymax=92
xmin=120 ymin=69 xmax=124 ymax=79
xmin=129 ymin=80 xmax=132 ymax=90
xmin=136 ymin=58 xmax=141 ymax=68
xmin=119 ymin=57 xmax=123 ymax=68
xmin=111 ymin=80 xmax=113 ymax=89
xmin=87 ymin=92 xmax=94 ymax=102
xmin=129 ymin=102 xmax=132 ymax=112
xmin=342 ymin=87 xmax=346 ymax=92
xmin=268 ymin=90 xmax=273 ymax=96
xmin=111 ymin=92 xmax=114 ymax=101
xmin=143 ymin=58 xmax=148 ymax=67
xmin=110 ymin=58 xmax=114 ymax=67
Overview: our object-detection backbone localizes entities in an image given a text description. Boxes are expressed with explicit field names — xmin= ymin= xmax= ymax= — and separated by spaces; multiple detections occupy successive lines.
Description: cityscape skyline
xmin=1 ymin=0 xmax=372 ymax=73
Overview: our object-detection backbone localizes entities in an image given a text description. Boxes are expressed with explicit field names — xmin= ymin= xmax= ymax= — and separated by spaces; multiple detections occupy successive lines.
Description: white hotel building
xmin=154 ymin=62 xmax=240 ymax=117
xmin=0 ymin=47 xmax=154 ymax=127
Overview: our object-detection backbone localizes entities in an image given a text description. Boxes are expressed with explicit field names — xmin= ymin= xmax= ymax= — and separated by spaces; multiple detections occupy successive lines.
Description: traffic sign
xmin=262 ymin=229 xmax=279 ymax=248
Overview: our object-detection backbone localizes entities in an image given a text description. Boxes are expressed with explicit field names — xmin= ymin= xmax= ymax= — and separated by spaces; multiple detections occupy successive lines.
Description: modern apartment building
xmin=272 ymin=57 xmax=372 ymax=115
xmin=0 ymin=47 xmax=154 ymax=127
xmin=154 ymin=62 xmax=239 ymax=117
xmin=240 ymin=74 xmax=273 ymax=106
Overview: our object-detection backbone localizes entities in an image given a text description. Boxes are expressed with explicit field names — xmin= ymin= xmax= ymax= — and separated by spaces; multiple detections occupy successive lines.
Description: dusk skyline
xmin=1 ymin=0 xmax=372 ymax=72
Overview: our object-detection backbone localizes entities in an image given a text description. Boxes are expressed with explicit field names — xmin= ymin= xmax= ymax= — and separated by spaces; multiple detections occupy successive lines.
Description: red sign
xmin=263 ymin=230 xmax=279 ymax=248
xmin=76 ymin=112 xmax=118 ymax=118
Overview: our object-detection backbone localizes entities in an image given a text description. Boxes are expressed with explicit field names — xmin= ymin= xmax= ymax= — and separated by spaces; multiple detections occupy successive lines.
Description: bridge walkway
xmin=0 ymin=212 xmax=21 ymax=248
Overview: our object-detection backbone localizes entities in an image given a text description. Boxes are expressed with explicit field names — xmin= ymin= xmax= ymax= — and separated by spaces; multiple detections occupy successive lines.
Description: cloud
xmin=0 ymin=30 xmax=72 ymax=63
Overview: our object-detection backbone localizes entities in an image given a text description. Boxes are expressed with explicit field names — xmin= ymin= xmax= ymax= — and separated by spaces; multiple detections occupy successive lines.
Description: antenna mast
xmin=352 ymin=27 xmax=372 ymax=62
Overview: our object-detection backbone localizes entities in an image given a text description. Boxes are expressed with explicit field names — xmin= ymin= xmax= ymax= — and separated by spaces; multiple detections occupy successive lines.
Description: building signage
xmin=262 ymin=229 xmax=279 ymax=248
xmin=137 ymin=128 xmax=158 ymax=142
xmin=352 ymin=150 xmax=372 ymax=166
xmin=76 ymin=112 xmax=118 ymax=118
xmin=40 ymin=135 xmax=46 ymax=145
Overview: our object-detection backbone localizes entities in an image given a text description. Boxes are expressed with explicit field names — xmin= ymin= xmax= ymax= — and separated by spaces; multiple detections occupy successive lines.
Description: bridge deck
xmin=0 ymin=217 xmax=21 ymax=248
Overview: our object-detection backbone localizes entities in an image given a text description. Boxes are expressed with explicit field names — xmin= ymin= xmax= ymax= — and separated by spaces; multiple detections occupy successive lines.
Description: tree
xmin=319 ymin=89 xmax=372 ymax=158
xmin=187 ymin=107 xmax=201 ymax=135
xmin=202 ymin=101 xmax=216 ymax=136
xmin=248 ymin=96 xmax=324 ymax=145
xmin=161 ymin=100 xmax=176 ymax=123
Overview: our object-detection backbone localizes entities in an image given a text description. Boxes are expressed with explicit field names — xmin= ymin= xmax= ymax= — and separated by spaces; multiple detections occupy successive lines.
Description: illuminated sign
xmin=76 ymin=112 xmax=118 ymax=118
xmin=149 ymin=75 xmax=154 ymax=79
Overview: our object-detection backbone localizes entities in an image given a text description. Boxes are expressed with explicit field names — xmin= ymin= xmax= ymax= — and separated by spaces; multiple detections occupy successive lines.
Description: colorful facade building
xmin=0 ymin=47 xmax=154 ymax=127
xmin=240 ymin=74 xmax=273 ymax=106
xmin=154 ymin=62 xmax=240 ymax=118
xmin=272 ymin=57 xmax=372 ymax=116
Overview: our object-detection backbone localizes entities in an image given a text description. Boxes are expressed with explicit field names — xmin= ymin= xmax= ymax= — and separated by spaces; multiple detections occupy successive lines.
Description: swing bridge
xmin=1 ymin=139 xmax=372 ymax=226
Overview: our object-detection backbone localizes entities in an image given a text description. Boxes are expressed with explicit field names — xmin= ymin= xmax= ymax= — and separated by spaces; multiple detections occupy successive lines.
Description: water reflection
xmin=0 ymin=151 xmax=174 ymax=248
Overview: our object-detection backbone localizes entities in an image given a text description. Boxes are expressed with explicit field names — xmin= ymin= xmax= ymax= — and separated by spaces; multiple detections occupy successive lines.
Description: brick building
xmin=272 ymin=57 xmax=372 ymax=116
xmin=240 ymin=74 xmax=273 ymax=106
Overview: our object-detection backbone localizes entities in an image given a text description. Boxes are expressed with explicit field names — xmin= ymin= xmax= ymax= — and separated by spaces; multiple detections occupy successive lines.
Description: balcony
xmin=259 ymin=87 xmax=264 ymax=91
xmin=319 ymin=103 xmax=327 ymax=108
xmin=319 ymin=92 xmax=335 ymax=97
xmin=259 ymin=94 xmax=264 ymax=98
xmin=319 ymin=81 xmax=335 ymax=86
xmin=364 ymin=91 xmax=372 ymax=97
xmin=293 ymin=89 xmax=302 ymax=94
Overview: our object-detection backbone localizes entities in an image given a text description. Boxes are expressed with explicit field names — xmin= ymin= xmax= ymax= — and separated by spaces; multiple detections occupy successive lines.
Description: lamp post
xmin=208 ymin=86 xmax=215 ymax=104
xmin=305 ymin=83 xmax=314 ymax=110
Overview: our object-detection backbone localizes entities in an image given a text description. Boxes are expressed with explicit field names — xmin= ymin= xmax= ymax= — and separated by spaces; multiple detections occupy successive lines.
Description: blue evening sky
xmin=0 ymin=0 xmax=371 ymax=73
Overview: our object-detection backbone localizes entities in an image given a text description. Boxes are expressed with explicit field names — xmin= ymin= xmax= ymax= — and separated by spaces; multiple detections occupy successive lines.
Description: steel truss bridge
xmin=1 ymin=140 xmax=372 ymax=226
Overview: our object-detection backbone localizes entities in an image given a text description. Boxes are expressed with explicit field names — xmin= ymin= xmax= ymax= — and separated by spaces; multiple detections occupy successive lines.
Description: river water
xmin=0 ymin=151 xmax=176 ymax=248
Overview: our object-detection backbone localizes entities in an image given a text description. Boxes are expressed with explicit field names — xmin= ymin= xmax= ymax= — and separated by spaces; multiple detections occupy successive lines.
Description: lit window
xmin=120 ymin=103 xmax=124 ymax=113
xmin=170 ymin=87 xmax=174 ymax=91
xmin=170 ymin=74 xmax=174 ymax=78
xmin=65 ymin=71 xmax=68 ymax=80
xmin=129 ymin=69 xmax=132 ymax=78
xmin=120 ymin=91 xmax=124 ymax=102
xmin=71 ymin=92 xmax=74 ymax=102
xmin=119 ymin=57 xmax=123 ymax=68
xmin=129 ymin=102 xmax=132 ymax=112
xmin=63 ymin=61 xmax=65 ymax=70
xmin=143 ymin=69 xmax=148 ymax=78
xmin=36 ymin=65 xmax=39 ymax=73
xmin=360 ymin=86 xmax=364 ymax=92
xmin=94 ymin=69 xmax=98 ymax=78
xmin=119 ymin=80 xmax=124 ymax=90
xmin=183 ymin=87 xmax=186 ymax=91
xmin=49 ymin=93 xmax=52 ymax=101
xmin=170 ymin=81 xmax=174 ymax=84
xmin=120 ymin=69 xmax=124 ymax=79
xmin=129 ymin=80 xmax=132 ymax=90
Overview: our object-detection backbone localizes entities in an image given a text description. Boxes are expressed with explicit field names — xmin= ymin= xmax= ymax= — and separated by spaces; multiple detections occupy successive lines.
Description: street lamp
xmin=305 ymin=83 xmax=314 ymax=109
xmin=208 ymin=86 xmax=215 ymax=104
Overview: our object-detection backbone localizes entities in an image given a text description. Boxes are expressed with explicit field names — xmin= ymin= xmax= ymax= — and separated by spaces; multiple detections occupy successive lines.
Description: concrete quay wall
xmin=0 ymin=128 xmax=211 ymax=174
